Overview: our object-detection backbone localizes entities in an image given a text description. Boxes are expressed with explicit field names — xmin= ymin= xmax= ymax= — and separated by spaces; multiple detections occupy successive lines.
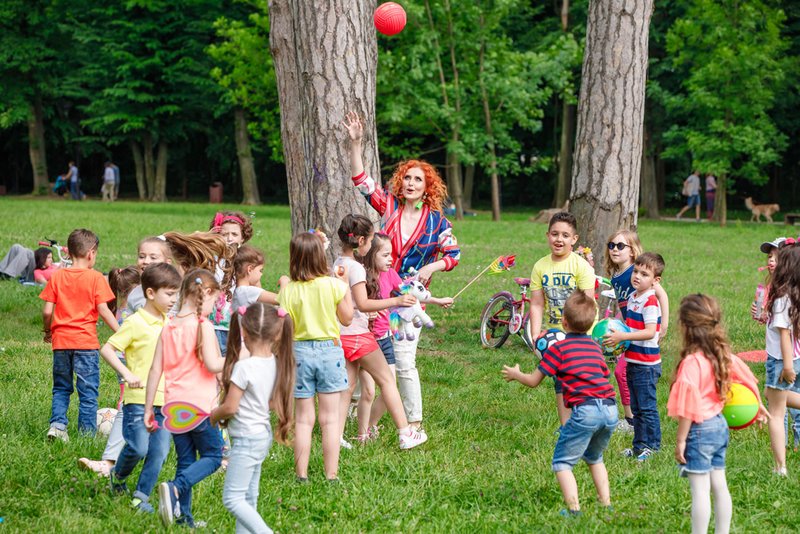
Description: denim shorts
xmin=765 ymin=358 xmax=800 ymax=392
xmin=294 ymin=340 xmax=348 ymax=398
xmin=687 ymin=194 xmax=701 ymax=207
xmin=552 ymin=398 xmax=618 ymax=471
xmin=680 ymin=414 xmax=729 ymax=476
xmin=377 ymin=335 xmax=396 ymax=365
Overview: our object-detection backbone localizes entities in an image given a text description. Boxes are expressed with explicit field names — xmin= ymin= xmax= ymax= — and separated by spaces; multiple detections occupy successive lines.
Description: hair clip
xmin=308 ymin=229 xmax=316 ymax=234
xmin=237 ymin=305 xmax=247 ymax=316
xmin=156 ymin=234 xmax=167 ymax=241
xmin=347 ymin=233 xmax=354 ymax=238
xmin=277 ymin=308 xmax=287 ymax=318
xmin=195 ymin=277 xmax=202 ymax=284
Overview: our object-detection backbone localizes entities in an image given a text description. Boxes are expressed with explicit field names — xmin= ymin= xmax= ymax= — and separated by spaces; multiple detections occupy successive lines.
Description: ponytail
xmin=108 ymin=265 xmax=141 ymax=316
xmin=178 ymin=269 xmax=220 ymax=363
xmin=272 ymin=310 xmax=296 ymax=444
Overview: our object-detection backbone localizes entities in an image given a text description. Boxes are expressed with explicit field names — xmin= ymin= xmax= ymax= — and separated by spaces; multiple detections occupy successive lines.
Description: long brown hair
xmin=289 ymin=232 xmax=328 ymax=282
xmin=362 ymin=233 xmax=392 ymax=300
xmin=108 ymin=266 xmax=141 ymax=316
xmin=179 ymin=269 xmax=220 ymax=363
xmin=162 ymin=231 xmax=235 ymax=297
xmin=223 ymin=303 xmax=295 ymax=444
xmin=675 ymin=294 xmax=732 ymax=398
xmin=766 ymin=244 xmax=800 ymax=336
xmin=233 ymin=245 xmax=265 ymax=280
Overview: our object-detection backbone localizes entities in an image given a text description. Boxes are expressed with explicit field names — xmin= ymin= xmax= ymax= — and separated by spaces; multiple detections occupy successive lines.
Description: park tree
xmin=662 ymin=0 xmax=788 ymax=225
xmin=569 ymin=0 xmax=653 ymax=273
xmin=269 ymin=0 xmax=380 ymax=239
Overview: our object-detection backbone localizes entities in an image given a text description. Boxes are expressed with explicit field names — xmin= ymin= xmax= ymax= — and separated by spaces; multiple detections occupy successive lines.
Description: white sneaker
xmin=340 ymin=437 xmax=353 ymax=450
xmin=78 ymin=458 xmax=112 ymax=477
xmin=47 ymin=426 xmax=69 ymax=443
xmin=399 ymin=428 xmax=428 ymax=450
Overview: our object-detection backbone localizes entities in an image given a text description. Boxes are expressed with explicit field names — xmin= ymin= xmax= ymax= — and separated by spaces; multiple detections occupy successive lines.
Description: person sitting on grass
xmin=502 ymin=292 xmax=618 ymax=517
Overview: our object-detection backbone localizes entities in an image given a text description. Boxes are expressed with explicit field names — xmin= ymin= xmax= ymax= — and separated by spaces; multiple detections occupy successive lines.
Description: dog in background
xmin=745 ymin=197 xmax=780 ymax=223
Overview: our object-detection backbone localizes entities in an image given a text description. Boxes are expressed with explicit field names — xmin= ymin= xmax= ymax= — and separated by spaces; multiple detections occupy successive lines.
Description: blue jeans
xmin=223 ymin=431 xmax=274 ymax=534
xmin=50 ymin=350 xmax=100 ymax=433
xmin=69 ymin=181 xmax=80 ymax=200
xmin=627 ymin=362 xmax=662 ymax=452
xmin=552 ymin=399 xmax=618 ymax=471
xmin=215 ymin=329 xmax=229 ymax=357
xmin=171 ymin=418 xmax=223 ymax=526
xmin=113 ymin=404 xmax=171 ymax=502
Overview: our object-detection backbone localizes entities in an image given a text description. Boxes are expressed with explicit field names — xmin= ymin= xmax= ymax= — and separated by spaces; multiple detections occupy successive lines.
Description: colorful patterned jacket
xmin=353 ymin=172 xmax=461 ymax=279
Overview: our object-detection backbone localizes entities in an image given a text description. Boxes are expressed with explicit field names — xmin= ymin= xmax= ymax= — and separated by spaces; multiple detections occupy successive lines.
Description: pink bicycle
xmin=479 ymin=277 xmax=534 ymax=350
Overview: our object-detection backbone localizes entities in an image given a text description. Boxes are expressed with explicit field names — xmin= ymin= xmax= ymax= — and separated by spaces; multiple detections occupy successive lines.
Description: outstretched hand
xmin=501 ymin=364 xmax=521 ymax=383
xmin=341 ymin=111 xmax=364 ymax=142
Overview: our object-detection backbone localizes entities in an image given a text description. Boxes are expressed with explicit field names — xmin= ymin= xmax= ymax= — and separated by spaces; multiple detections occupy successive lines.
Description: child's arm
xmin=99 ymin=342 xmax=141 ymax=388
xmin=674 ymin=416 xmax=692 ymax=464
xmin=200 ymin=321 xmax=225 ymax=373
xmin=337 ymin=286 xmax=354 ymax=327
xmin=351 ymin=282 xmax=416 ymax=313
xmin=529 ymin=289 xmax=545 ymax=340
xmin=655 ymin=283 xmax=670 ymax=340
xmin=779 ymin=328 xmax=796 ymax=385
xmin=144 ymin=335 xmax=165 ymax=432
xmin=604 ymin=323 xmax=658 ymax=346
xmin=256 ymin=289 xmax=279 ymax=306
xmin=425 ymin=296 xmax=454 ymax=308
xmin=42 ymin=301 xmax=54 ymax=343
xmin=97 ymin=302 xmax=120 ymax=333
xmin=210 ymin=384 xmax=245 ymax=426
xmin=501 ymin=364 xmax=546 ymax=388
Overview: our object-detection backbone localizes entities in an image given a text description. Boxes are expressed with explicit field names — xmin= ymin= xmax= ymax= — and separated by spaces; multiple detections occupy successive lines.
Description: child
xmin=604 ymin=252 xmax=665 ymax=461
xmin=277 ymin=231 xmax=353 ymax=481
xmin=529 ymin=211 xmax=597 ymax=425
xmin=210 ymin=304 xmax=295 ymax=533
xmin=125 ymin=236 xmax=176 ymax=314
xmin=763 ymin=244 xmax=800 ymax=475
xmin=100 ymin=263 xmax=181 ymax=513
xmin=333 ymin=215 xmax=434 ymax=447
xmin=145 ymin=269 xmax=226 ymax=527
xmin=41 ymin=229 xmax=118 ymax=441
xmin=33 ymin=247 xmax=60 ymax=284
xmin=208 ymin=211 xmax=253 ymax=355
xmin=667 ymin=294 xmax=768 ymax=533
xmin=502 ymin=292 xmax=617 ymax=516
xmin=604 ymin=230 xmax=670 ymax=433
xmin=231 ymin=245 xmax=279 ymax=311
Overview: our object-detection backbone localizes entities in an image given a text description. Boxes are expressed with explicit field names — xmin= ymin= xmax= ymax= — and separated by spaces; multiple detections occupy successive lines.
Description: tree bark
xmin=640 ymin=122 xmax=659 ymax=218
xmin=555 ymin=102 xmax=575 ymax=208
xmin=130 ymin=140 xmax=147 ymax=200
xmin=235 ymin=107 xmax=260 ymax=205
xmin=28 ymin=96 xmax=49 ymax=194
xmin=269 ymin=0 xmax=380 ymax=256
xmin=713 ymin=174 xmax=727 ymax=226
xmin=462 ymin=164 xmax=474 ymax=210
xmin=478 ymin=22 xmax=500 ymax=221
xmin=151 ymin=140 xmax=168 ymax=202
xmin=446 ymin=147 xmax=464 ymax=220
xmin=143 ymin=133 xmax=156 ymax=200
xmin=569 ymin=0 xmax=653 ymax=274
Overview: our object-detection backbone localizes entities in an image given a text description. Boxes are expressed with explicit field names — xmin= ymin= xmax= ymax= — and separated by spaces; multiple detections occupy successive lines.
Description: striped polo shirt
xmin=625 ymin=289 xmax=661 ymax=365
xmin=538 ymin=334 xmax=616 ymax=408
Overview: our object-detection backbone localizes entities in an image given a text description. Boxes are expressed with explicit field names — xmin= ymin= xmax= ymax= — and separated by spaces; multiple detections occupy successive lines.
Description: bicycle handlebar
xmin=38 ymin=241 xmax=51 ymax=247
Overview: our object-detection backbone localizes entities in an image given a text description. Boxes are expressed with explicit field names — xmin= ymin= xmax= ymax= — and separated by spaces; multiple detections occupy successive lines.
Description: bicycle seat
xmin=600 ymin=289 xmax=617 ymax=299
xmin=514 ymin=277 xmax=531 ymax=287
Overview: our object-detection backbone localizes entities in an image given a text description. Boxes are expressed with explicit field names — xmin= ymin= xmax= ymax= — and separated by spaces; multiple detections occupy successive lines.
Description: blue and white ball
xmin=534 ymin=329 xmax=566 ymax=360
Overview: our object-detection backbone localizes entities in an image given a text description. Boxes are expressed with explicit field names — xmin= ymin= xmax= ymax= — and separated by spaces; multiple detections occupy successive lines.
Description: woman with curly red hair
xmin=342 ymin=112 xmax=461 ymax=434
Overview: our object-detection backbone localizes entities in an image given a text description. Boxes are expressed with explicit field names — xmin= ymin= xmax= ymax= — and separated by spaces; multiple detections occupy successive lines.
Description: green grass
xmin=0 ymin=198 xmax=798 ymax=532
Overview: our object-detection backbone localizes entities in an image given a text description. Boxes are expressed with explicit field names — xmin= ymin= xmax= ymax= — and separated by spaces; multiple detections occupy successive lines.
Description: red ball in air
xmin=374 ymin=2 xmax=407 ymax=36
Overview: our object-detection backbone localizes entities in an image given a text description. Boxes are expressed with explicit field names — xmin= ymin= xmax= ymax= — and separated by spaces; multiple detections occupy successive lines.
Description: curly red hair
xmin=389 ymin=160 xmax=448 ymax=213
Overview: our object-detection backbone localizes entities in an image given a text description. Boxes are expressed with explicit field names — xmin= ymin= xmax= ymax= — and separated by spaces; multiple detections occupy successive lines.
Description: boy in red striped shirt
xmin=502 ymin=292 xmax=617 ymax=517
xmin=604 ymin=252 xmax=664 ymax=462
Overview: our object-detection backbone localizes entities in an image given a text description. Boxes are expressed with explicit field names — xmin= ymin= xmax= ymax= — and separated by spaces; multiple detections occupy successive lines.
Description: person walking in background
xmin=705 ymin=173 xmax=717 ymax=219
xmin=65 ymin=161 xmax=83 ymax=201
xmin=677 ymin=171 xmax=701 ymax=221
xmin=112 ymin=161 xmax=120 ymax=200
xmin=101 ymin=162 xmax=116 ymax=202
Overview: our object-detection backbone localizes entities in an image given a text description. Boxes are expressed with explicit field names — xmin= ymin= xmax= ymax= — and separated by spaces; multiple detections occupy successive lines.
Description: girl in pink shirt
xmin=144 ymin=269 xmax=225 ymax=528
xmin=668 ymin=294 xmax=768 ymax=534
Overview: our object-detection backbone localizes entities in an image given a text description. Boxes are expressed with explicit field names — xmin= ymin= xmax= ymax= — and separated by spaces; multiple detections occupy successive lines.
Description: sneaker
xmin=774 ymin=466 xmax=788 ymax=477
xmin=616 ymin=419 xmax=634 ymax=433
xmin=368 ymin=425 xmax=381 ymax=439
xmin=621 ymin=448 xmax=635 ymax=458
xmin=158 ymin=481 xmax=180 ymax=526
xmin=559 ymin=509 xmax=583 ymax=518
xmin=636 ymin=448 xmax=653 ymax=462
xmin=131 ymin=497 xmax=154 ymax=514
xmin=355 ymin=434 xmax=371 ymax=444
xmin=77 ymin=458 xmax=112 ymax=477
xmin=47 ymin=426 xmax=69 ymax=443
xmin=399 ymin=428 xmax=428 ymax=450
xmin=109 ymin=471 xmax=127 ymax=495
xmin=296 ymin=476 xmax=309 ymax=484
xmin=340 ymin=437 xmax=353 ymax=450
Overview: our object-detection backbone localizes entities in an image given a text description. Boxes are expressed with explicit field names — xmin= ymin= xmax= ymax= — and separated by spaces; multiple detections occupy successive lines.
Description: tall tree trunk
xmin=130 ymin=139 xmax=147 ymax=200
xmin=446 ymin=147 xmax=464 ymax=220
xmin=656 ymin=152 xmax=666 ymax=211
xmin=151 ymin=141 xmax=168 ymax=202
xmin=555 ymin=102 xmax=575 ymax=208
xmin=444 ymin=0 xmax=463 ymax=220
xmin=478 ymin=21 xmax=500 ymax=221
xmin=570 ymin=0 xmax=653 ymax=274
xmin=640 ymin=122 xmax=659 ymax=218
xmin=269 ymin=0 xmax=380 ymax=257
xmin=235 ymin=107 xmax=260 ymax=205
xmin=28 ymin=96 xmax=49 ymax=194
xmin=462 ymin=164 xmax=475 ymax=210
xmin=143 ymin=133 xmax=156 ymax=200
xmin=713 ymin=174 xmax=727 ymax=226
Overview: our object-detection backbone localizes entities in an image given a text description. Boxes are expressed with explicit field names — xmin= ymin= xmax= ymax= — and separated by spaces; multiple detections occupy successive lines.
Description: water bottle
xmin=754 ymin=284 xmax=766 ymax=319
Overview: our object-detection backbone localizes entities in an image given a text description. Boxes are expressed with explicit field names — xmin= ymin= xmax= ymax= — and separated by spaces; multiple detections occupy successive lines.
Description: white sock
xmin=398 ymin=426 xmax=410 ymax=435
xmin=710 ymin=470 xmax=732 ymax=534
xmin=688 ymin=473 xmax=711 ymax=534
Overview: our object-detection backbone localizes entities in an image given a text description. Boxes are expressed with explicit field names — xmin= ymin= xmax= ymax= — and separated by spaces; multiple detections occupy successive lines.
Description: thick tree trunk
xmin=269 ymin=0 xmax=380 ymax=255
xmin=569 ymin=0 xmax=653 ymax=274
xmin=478 ymin=25 xmax=500 ymax=221
xmin=130 ymin=140 xmax=147 ymax=200
xmin=235 ymin=107 xmax=260 ymax=205
xmin=151 ymin=141 xmax=168 ymax=202
xmin=28 ymin=96 xmax=49 ymax=194
xmin=462 ymin=164 xmax=474 ymax=210
xmin=142 ymin=133 xmax=156 ymax=200
xmin=446 ymin=148 xmax=464 ymax=220
xmin=712 ymin=174 xmax=727 ymax=226
xmin=640 ymin=123 xmax=659 ymax=218
xmin=555 ymin=102 xmax=575 ymax=208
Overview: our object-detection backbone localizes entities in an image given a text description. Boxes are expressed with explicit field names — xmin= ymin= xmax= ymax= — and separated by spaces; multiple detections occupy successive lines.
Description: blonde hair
xmin=604 ymin=229 xmax=643 ymax=277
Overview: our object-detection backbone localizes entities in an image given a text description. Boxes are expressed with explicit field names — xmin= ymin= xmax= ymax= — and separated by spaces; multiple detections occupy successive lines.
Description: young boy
xmin=40 ymin=229 xmax=118 ymax=441
xmin=100 ymin=263 xmax=181 ymax=513
xmin=502 ymin=292 xmax=617 ymax=516
xmin=604 ymin=252 xmax=665 ymax=461
xmin=529 ymin=212 xmax=596 ymax=424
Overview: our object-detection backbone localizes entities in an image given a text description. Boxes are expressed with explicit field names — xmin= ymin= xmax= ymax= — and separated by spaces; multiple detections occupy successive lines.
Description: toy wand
xmin=452 ymin=255 xmax=516 ymax=300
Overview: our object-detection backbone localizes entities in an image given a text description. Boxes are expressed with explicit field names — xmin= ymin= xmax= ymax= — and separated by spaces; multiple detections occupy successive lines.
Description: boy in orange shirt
xmin=40 ymin=229 xmax=118 ymax=441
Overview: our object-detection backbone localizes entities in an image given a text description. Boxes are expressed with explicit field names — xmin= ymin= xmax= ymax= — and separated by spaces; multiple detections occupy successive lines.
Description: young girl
xmin=667 ymin=294 xmax=767 ymax=533
xmin=211 ymin=304 xmax=295 ymax=533
xmin=763 ymin=244 xmax=800 ymax=475
xmin=145 ymin=269 xmax=226 ymax=527
xmin=125 ymin=236 xmax=176 ymax=314
xmin=363 ymin=232 xmax=453 ymax=435
xmin=208 ymin=211 xmax=253 ymax=355
xmin=231 ymin=245 xmax=279 ymax=311
xmin=33 ymin=247 xmax=60 ymax=284
xmin=605 ymin=229 xmax=670 ymax=433
xmin=333 ymin=215 xmax=433 ymax=448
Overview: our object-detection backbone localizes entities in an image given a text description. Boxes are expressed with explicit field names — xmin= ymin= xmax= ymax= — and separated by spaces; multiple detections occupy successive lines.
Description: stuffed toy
xmin=389 ymin=279 xmax=434 ymax=341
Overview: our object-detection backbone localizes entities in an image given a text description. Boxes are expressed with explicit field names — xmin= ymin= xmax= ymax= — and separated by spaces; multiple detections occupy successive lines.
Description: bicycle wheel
xmin=480 ymin=292 xmax=515 ymax=349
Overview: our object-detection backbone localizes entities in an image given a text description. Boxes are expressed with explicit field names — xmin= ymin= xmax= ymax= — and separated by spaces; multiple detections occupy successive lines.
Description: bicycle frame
xmin=38 ymin=239 xmax=72 ymax=268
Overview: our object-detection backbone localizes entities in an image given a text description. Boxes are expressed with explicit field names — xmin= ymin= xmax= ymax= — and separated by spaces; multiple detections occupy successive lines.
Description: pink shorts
xmin=341 ymin=333 xmax=380 ymax=362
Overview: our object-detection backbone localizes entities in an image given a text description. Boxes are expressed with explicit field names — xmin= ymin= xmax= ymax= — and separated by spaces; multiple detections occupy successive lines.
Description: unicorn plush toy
xmin=389 ymin=279 xmax=434 ymax=341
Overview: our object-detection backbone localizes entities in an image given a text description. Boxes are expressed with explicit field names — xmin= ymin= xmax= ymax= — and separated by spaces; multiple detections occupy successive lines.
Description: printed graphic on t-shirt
xmin=542 ymin=272 xmax=577 ymax=326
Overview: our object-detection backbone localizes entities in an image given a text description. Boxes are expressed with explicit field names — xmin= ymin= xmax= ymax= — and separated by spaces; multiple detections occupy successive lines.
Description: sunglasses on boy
xmin=607 ymin=242 xmax=629 ymax=251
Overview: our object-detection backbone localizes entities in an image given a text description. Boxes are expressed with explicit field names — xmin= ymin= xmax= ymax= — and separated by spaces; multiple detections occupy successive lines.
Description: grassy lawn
xmin=1 ymin=197 xmax=798 ymax=532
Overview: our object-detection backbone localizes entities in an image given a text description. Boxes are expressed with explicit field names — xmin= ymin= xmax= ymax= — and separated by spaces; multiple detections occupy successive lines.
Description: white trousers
xmin=394 ymin=325 xmax=423 ymax=422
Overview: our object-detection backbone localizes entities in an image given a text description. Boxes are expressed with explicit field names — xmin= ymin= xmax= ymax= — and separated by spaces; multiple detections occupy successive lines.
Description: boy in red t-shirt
xmin=40 ymin=229 xmax=118 ymax=441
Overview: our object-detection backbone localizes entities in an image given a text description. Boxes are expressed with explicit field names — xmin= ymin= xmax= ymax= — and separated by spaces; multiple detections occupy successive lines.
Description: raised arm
xmin=342 ymin=111 xmax=389 ymax=215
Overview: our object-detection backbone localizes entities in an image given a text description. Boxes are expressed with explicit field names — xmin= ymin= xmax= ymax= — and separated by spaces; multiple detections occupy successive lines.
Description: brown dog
xmin=745 ymin=197 xmax=780 ymax=223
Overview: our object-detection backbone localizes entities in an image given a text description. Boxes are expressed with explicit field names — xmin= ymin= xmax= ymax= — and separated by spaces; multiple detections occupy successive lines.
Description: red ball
xmin=374 ymin=2 xmax=407 ymax=36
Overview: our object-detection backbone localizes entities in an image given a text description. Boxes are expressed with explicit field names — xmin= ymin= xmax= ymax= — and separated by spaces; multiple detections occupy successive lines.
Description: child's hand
xmin=675 ymin=440 xmax=686 ymax=464
xmin=144 ymin=408 xmax=157 ymax=433
xmin=781 ymin=365 xmax=797 ymax=385
xmin=124 ymin=373 xmax=143 ymax=389
xmin=603 ymin=329 xmax=624 ymax=347
xmin=277 ymin=275 xmax=290 ymax=289
xmin=756 ymin=403 xmax=771 ymax=426
xmin=438 ymin=297 xmax=454 ymax=309
xmin=501 ymin=364 xmax=521 ymax=382
xmin=658 ymin=327 xmax=668 ymax=343
xmin=395 ymin=294 xmax=417 ymax=307
xmin=341 ymin=111 xmax=364 ymax=142
xmin=43 ymin=330 xmax=52 ymax=344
